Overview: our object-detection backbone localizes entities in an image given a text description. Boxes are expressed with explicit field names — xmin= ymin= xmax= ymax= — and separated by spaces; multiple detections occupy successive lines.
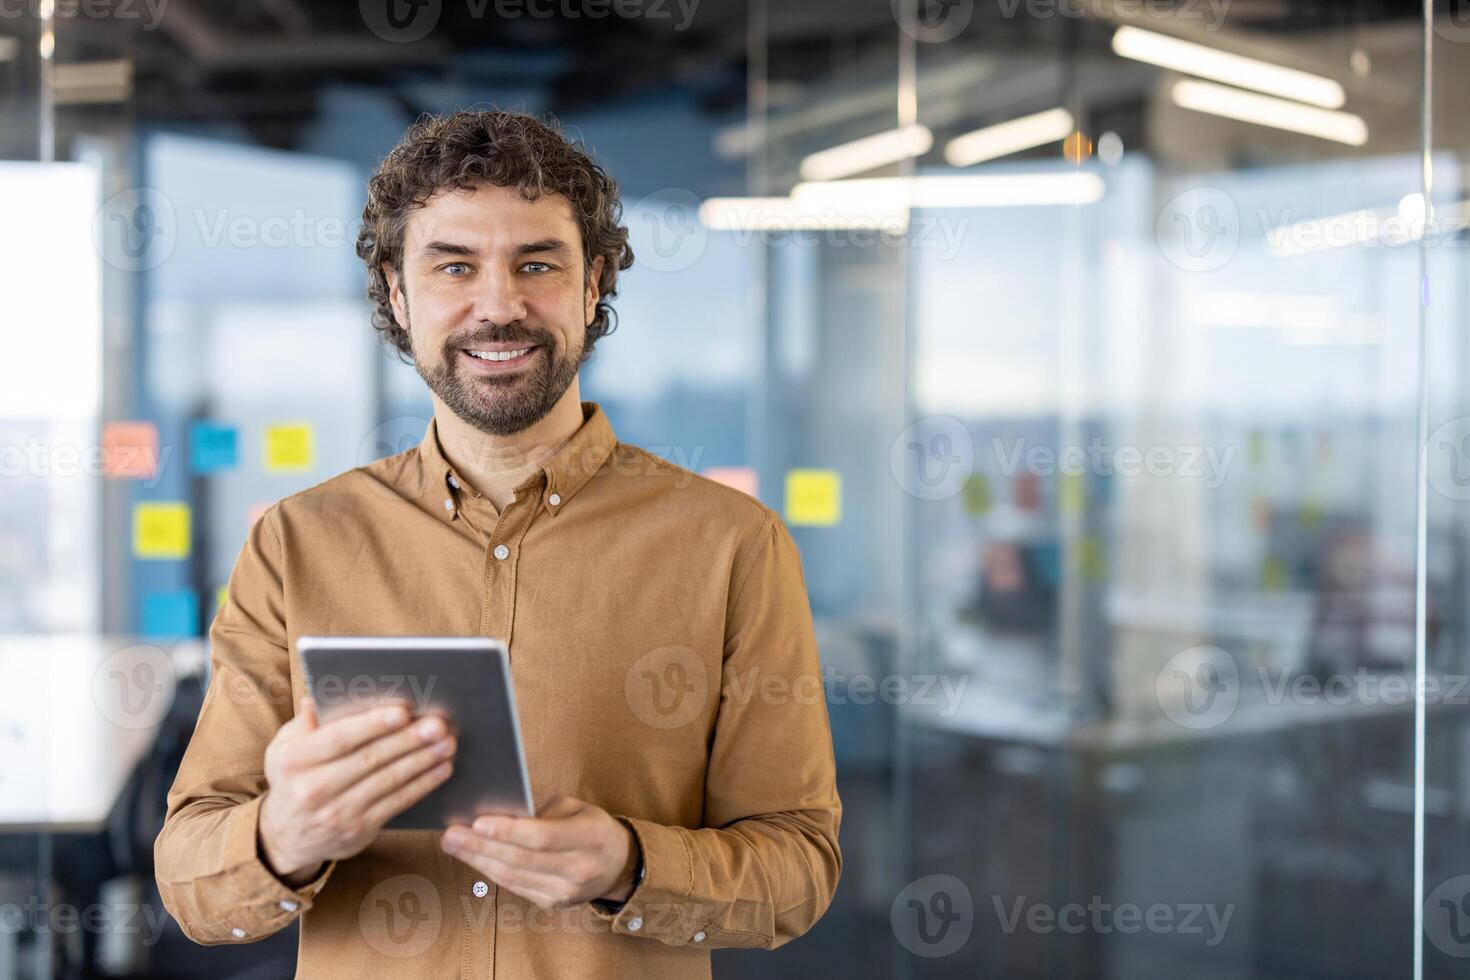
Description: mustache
xmin=447 ymin=324 xmax=556 ymax=350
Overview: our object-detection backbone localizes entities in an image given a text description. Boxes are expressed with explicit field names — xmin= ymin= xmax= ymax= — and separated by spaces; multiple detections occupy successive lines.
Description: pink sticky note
xmin=247 ymin=502 xmax=270 ymax=526
xmin=102 ymin=421 xmax=160 ymax=480
xmin=704 ymin=466 xmax=759 ymax=498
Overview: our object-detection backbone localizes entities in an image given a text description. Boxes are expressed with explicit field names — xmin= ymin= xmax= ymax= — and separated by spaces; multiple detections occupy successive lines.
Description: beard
xmin=410 ymin=307 xmax=587 ymax=437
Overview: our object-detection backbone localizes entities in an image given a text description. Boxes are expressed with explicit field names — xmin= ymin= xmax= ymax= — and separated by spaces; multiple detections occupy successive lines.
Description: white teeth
xmin=467 ymin=347 xmax=533 ymax=362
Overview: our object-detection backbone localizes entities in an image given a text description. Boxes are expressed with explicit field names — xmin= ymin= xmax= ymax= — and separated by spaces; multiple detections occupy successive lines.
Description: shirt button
xmin=472 ymin=881 xmax=489 ymax=898
xmin=231 ymin=927 xmax=247 ymax=939
xmin=548 ymin=492 xmax=561 ymax=506
xmin=693 ymin=931 xmax=706 ymax=943
xmin=448 ymin=474 xmax=460 ymax=490
xmin=627 ymin=916 xmax=643 ymax=932
xmin=493 ymin=544 xmax=510 ymax=560
xmin=443 ymin=497 xmax=455 ymax=513
xmin=279 ymin=900 xmax=298 ymax=912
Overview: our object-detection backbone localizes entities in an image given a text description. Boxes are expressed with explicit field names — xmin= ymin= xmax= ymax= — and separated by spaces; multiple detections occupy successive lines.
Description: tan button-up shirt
xmin=154 ymin=401 xmax=842 ymax=979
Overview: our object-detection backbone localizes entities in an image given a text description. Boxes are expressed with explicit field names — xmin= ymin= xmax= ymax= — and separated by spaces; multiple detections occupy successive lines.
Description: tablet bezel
xmin=296 ymin=635 xmax=535 ymax=827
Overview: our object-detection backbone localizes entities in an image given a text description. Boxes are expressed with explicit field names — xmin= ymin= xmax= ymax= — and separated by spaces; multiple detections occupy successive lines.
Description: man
xmin=154 ymin=110 xmax=842 ymax=978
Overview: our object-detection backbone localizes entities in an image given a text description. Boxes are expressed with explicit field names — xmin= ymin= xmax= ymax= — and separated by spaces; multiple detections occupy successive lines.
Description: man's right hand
xmin=258 ymin=696 xmax=457 ymax=885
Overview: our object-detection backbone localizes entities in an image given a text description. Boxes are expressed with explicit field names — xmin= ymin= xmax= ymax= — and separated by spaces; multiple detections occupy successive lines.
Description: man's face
xmin=386 ymin=182 xmax=604 ymax=436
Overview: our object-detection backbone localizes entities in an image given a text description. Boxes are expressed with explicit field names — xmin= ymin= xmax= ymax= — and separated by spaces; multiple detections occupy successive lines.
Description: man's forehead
xmin=406 ymin=183 xmax=576 ymax=247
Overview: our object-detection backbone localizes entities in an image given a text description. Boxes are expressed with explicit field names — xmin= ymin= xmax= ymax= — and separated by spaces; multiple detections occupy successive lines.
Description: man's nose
xmin=470 ymin=268 xmax=528 ymax=324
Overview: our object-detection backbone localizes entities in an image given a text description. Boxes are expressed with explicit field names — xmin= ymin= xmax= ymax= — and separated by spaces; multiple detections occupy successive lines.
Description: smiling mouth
xmin=466 ymin=346 xmax=535 ymax=362
xmin=460 ymin=345 xmax=540 ymax=371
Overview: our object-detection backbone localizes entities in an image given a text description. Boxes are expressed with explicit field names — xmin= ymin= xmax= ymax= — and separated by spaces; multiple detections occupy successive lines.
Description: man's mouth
xmin=461 ymin=345 xmax=540 ymax=371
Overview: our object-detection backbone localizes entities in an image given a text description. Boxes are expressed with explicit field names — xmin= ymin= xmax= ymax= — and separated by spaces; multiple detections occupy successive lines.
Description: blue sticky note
xmin=142 ymin=590 xmax=199 ymax=638
xmin=190 ymin=421 xmax=238 ymax=474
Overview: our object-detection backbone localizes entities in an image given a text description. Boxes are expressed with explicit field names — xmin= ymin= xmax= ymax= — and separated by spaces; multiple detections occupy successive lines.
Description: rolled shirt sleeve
xmin=153 ymin=506 xmax=335 ymax=943
xmin=594 ymin=511 xmax=843 ymax=948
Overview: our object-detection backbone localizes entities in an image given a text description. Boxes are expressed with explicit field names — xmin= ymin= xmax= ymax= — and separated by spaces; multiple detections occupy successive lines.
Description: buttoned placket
xmin=440 ymin=467 xmax=557 ymax=977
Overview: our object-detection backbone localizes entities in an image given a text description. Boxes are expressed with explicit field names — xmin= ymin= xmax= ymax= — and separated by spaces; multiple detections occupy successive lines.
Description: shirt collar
xmin=416 ymin=401 xmax=618 ymax=517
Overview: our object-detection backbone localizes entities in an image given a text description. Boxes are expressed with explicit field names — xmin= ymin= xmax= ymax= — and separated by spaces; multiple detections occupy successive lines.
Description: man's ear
xmin=385 ymin=263 xmax=408 ymax=329
xmin=584 ymin=255 xmax=605 ymax=325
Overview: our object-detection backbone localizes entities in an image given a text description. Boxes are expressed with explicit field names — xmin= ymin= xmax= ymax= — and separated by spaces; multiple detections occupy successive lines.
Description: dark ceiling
xmin=32 ymin=0 xmax=1426 ymax=149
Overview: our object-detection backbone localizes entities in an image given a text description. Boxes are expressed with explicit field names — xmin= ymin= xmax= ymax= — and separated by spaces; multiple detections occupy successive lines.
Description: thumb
xmin=294 ymin=695 xmax=320 ymax=732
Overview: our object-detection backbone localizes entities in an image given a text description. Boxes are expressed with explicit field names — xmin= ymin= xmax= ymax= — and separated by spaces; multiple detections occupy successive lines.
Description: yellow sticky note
xmin=785 ymin=469 xmax=841 ymax=526
xmin=133 ymin=502 xmax=191 ymax=559
xmin=264 ymin=423 xmax=314 ymax=473
xmin=1262 ymin=557 xmax=1287 ymax=592
xmin=1060 ymin=472 xmax=1085 ymax=515
xmin=215 ymin=585 xmax=229 ymax=610
xmin=963 ymin=474 xmax=991 ymax=515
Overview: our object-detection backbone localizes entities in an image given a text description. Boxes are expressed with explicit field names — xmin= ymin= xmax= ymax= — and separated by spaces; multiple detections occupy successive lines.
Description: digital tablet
xmin=297 ymin=636 xmax=534 ymax=829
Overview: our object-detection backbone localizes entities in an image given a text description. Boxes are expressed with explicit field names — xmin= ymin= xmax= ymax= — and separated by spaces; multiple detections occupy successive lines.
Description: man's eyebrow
xmin=420 ymin=241 xmax=477 ymax=257
xmin=417 ymin=239 xmax=573 ymax=259
xmin=515 ymin=238 xmax=573 ymax=257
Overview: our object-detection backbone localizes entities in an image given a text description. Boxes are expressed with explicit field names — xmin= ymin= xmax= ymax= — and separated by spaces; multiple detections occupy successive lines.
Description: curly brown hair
xmin=356 ymin=109 xmax=635 ymax=361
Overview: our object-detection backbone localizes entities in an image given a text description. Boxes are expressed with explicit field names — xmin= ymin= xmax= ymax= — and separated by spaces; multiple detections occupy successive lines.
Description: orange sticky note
xmin=704 ymin=466 xmax=758 ymax=498
xmin=102 ymin=421 xmax=160 ymax=480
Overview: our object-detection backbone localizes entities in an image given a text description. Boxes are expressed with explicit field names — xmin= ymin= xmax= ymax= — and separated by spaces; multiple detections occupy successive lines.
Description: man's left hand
xmin=440 ymin=794 xmax=640 ymax=910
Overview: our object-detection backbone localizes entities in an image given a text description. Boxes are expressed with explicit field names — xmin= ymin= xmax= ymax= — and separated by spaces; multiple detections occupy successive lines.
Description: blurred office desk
xmin=0 ymin=634 xmax=206 ymax=978
xmin=0 ymin=635 xmax=205 ymax=830
xmin=908 ymin=680 xmax=1435 ymax=979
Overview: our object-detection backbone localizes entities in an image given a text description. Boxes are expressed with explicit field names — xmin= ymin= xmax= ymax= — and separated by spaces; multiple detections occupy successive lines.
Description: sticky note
xmin=963 ymin=474 xmax=991 ymax=515
xmin=1261 ymin=557 xmax=1287 ymax=592
xmin=264 ymin=423 xmax=313 ymax=473
xmin=1060 ymin=472 xmax=1085 ymax=515
xmin=247 ymin=502 xmax=270 ymax=526
xmin=785 ymin=469 xmax=841 ymax=526
xmin=215 ymin=585 xmax=229 ymax=611
xmin=705 ymin=466 xmax=758 ymax=498
xmin=1014 ymin=472 xmax=1040 ymax=512
xmin=142 ymin=590 xmax=198 ymax=638
xmin=1248 ymin=430 xmax=1266 ymax=466
xmin=190 ymin=421 xmax=238 ymax=473
xmin=133 ymin=502 xmax=191 ymax=559
xmin=102 ymin=421 xmax=160 ymax=480
xmin=1078 ymin=535 xmax=1107 ymax=582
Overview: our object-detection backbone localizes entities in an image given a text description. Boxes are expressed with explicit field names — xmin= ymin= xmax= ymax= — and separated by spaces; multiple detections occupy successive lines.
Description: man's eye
xmin=521 ymin=262 xmax=553 ymax=273
xmin=443 ymin=263 xmax=470 ymax=276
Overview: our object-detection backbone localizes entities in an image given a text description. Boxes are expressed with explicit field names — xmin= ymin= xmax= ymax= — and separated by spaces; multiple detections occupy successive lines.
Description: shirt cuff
xmin=216 ymin=794 xmax=335 ymax=940
xmin=588 ymin=816 xmax=713 ymax=947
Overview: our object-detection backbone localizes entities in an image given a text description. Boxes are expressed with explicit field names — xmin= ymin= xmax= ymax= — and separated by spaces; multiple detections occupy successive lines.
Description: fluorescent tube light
xmin=798 ymin=124 xmax=934 ymax=181
xmin=944 ymin=108 xmax=1075 ymax=167
xmin=1170 ymin=79 xmax=1367 ymax=146
xmin=1113 ymin=25 xmax=1345 ymax=109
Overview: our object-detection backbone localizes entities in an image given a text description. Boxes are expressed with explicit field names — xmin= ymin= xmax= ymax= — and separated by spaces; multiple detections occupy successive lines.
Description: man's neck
xmin=431 ymin=382 xmax=586 ymax=512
